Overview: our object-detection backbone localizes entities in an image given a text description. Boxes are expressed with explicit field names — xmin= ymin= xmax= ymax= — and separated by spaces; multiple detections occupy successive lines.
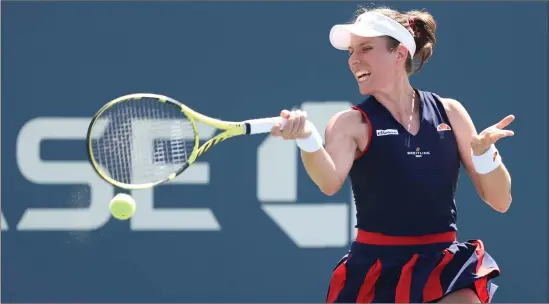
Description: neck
xmin=372 ymin=75 xmax=416 ymax=117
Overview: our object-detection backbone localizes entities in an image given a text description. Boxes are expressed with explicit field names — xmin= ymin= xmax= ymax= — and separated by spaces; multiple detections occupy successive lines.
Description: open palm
xmin=471 ymin=115 xmax=515 ymax=156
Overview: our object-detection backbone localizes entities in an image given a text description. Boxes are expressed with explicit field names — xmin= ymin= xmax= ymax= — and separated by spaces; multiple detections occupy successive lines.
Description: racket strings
xmin=90 ymin=97 xmax=196 ymax=185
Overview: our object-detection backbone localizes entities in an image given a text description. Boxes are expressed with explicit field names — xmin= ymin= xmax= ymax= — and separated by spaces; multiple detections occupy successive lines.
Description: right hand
xmin=271 ymin=109 xmax=311 ymax=140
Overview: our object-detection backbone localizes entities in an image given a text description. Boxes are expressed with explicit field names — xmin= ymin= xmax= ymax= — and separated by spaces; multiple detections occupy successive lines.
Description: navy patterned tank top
xmin=349 ymin=89 xmax=461 ymax=236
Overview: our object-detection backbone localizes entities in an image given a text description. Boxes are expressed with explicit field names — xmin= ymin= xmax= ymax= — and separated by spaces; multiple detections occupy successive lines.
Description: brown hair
xmin=352 ymin=6 xmax=437 ymax=75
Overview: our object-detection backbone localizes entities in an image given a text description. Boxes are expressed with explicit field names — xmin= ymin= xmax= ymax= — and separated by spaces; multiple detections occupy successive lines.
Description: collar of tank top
xmin=329 ymin=11 xmax=416 ymax=58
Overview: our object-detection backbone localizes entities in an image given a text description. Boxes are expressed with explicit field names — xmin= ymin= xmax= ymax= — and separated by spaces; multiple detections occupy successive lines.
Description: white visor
xmin=330 ymin=12 xmax=416 ymax=58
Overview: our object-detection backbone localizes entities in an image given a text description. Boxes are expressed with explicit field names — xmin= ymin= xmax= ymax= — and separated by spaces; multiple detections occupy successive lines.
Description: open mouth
xmin=355 ymin=70 xmax=371 ymax=82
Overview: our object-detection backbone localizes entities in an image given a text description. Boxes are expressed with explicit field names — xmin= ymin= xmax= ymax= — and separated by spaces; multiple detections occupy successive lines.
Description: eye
xmin=362 ymin=46 xmax=373 ymax=53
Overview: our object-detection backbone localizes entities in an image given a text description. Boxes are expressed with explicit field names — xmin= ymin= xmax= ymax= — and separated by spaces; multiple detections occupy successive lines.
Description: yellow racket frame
xmin=86 ymin=93 xmax=249 ymax=190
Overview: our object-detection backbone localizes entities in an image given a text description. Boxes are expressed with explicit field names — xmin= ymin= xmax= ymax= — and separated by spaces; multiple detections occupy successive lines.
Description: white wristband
xmin=471 ymin=144 xmax=502 ymax=174
xmin=296 ymin=121 xmax=323 ymax=152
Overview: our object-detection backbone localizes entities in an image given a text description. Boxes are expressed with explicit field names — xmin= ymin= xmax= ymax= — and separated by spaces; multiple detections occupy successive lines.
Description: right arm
xmin=300 ymin=110 xmax=366 ymax=196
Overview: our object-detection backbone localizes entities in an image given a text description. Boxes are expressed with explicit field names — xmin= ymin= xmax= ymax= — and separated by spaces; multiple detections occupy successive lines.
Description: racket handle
xmin=244 ymin=117 xmax=287 ymax=135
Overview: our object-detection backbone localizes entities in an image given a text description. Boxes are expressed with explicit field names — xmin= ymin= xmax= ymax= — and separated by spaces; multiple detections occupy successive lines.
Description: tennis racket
xmin=86 ymin=93 xmax=286 ymax=190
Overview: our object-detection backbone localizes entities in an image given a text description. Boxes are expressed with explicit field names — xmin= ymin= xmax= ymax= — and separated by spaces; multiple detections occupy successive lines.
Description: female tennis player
xmin=271 ymin=6 xmax=513 ymax=303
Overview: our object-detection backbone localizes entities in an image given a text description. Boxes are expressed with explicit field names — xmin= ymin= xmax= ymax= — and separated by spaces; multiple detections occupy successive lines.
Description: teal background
xmin=2 ymin=2 xmax=547 ymax=302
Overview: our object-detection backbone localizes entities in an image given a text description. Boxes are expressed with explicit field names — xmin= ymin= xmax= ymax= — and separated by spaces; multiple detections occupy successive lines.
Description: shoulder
xmin=326 ymin=108 xmax=367 ymax=132
xmin=438 ymin=97 xmax=472 ymax=123
xmin=420 ymin=91 xmax=475 ymax=128
xmin=433 ymin=96 xmax=479 ymax=142
xmin=439 ymin=97 xmax=464 ymax=112
xmin=324 ymin=107 xmax=368 ymax=140
xmin=419 ymin=89 xmax=469 ymax=120
xmin=419 ymin=90 xmax=463 ymax=112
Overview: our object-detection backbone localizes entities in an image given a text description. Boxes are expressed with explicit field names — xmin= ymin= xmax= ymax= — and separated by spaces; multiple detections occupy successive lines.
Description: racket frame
xmin=86 ymin=93 xmax=265 ymax=190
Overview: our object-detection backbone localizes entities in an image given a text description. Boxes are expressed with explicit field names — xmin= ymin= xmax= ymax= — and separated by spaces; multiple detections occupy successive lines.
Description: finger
xmin=495 ymin=115 xmax=515 ymax=129
xmin=271 ymin=123 xmax=283 ymax=136
xmin=471 ymin=135 xmax=487 ymax=150
xmin=296 ymin=111 xmax=307 ymax=137
xmin=471 ymin=134 xmax=481 ymax=143
xmin=280 ymin=110 xmax=291 ymax=134
xmin=282 ymin=112 xmax=295 ymax=139
xmin=481 ymin=132 xmax=491 ymax=145
xmin=489 ymin=130 xmax=514 ymax=142
xmin=489 ymin=134 xmax=505 ymax=143
xmin=290 ymin=110 xmax=302 ymax=136
xmin=471 ymin=132 xmax=491 ymax=149
xmin=501 ymin=130 xmax=515 ymax=136
xmin=280 ymin=110 xmax=291 ymax=119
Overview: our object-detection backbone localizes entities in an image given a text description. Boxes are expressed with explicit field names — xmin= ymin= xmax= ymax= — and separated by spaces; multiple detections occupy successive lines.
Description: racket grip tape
xmin=244 ymin=117 xmax=287 ymax=135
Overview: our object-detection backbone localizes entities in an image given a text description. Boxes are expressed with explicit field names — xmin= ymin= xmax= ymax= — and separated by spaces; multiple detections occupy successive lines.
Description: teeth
xmin=355 ymin=70 xmax=371 ymax=82
xmin=355 ymin=70 xmax=370 ymax=78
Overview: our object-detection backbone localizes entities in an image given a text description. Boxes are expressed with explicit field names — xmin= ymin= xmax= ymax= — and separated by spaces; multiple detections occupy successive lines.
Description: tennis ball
xmin=109 ymin=193 xmax=136 ymax=220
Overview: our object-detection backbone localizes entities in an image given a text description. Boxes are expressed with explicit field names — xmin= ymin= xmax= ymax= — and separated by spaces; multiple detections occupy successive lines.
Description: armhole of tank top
xmin=350 ymin=106 xmax=373 ymax=161
xmin=434 ymin=95 xmax=454 ymax=129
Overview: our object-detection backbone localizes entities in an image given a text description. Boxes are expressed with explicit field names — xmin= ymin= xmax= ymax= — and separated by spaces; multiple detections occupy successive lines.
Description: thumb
xmin=280 ymin=110 xmax=291 ymax=119
xmin=271 ymin=123 xmax=283 ymax=136
xmin=471 ymin=134 xmax=482 ymax=142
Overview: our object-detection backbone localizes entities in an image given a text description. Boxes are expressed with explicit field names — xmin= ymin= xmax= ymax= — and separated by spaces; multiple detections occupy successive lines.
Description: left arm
xmin=442 ymin=98 xmax=514 ymax=213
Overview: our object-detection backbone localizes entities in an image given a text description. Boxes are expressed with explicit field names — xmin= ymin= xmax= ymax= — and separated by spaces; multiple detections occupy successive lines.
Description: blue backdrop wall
xmin=2 ymin=2 xmax=547 ymax=303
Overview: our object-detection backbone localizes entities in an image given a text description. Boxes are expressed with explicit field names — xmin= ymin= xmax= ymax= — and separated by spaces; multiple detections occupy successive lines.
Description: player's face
xmin=348 ymin=35 xmax=401 ymax=95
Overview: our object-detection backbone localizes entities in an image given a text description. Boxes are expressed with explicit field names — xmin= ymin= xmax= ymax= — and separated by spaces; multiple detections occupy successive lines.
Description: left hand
xmin=471 ymin=115 xmax=515 ymax=155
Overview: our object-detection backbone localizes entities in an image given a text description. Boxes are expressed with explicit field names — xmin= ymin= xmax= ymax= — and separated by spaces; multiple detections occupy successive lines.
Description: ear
xmin=395 ymin=44 xmax=408 ymax=62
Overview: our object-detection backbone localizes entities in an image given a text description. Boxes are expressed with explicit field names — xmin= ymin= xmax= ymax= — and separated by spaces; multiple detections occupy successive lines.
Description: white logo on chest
xmin=407 ymin=147 xmax=431 ymax=158
xmin=376 ymin=129 xmax=399 ymax=136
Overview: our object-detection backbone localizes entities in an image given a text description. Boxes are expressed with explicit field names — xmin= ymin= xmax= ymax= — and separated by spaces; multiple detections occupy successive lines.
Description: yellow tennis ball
xmin=109 ymin=193 xmax=136 ymax=220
